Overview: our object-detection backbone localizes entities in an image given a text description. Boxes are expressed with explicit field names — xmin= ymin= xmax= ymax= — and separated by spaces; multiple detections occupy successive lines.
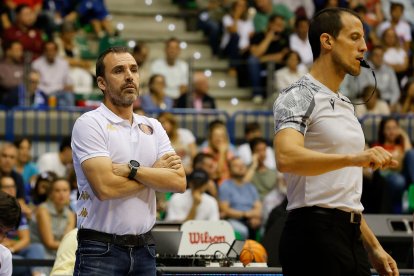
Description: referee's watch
xmin=128 ymin=160 xmax=140 ymax=180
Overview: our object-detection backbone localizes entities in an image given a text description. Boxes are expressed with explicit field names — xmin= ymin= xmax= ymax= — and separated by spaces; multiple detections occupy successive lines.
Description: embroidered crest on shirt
xmin=107 ymin=124 xmax=117 ymax=131
xmin=79 ymin=191 xmax=91 ymax=200
xmin=138 ymin=123 xmax=154 ymax=135
xmin=329 ymin=98 xmax=335 ymax=110
xmin=79 ymin=207 xmax=88 ymax=218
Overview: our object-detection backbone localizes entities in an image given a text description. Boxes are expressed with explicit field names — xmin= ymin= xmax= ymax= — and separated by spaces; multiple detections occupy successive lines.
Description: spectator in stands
xmin=158 ymin=112 xmax=197 ymax=173
xmin=0 ymin=175 xmax=46 ymax=276
xmin=401 ymin=78 xmax=414 ymax=114
xmin=248 ymin=137 xmax=279 ymax=199
xmin=13 ymin=137 xmax=39 ymax=199
xmin=32 ymin=40 xmax=75 ymax=107
xmin=272 ymin=0 xmax=315 ymax=19
xmin=30 ymin=177 xmax=76 ymax=259
xmin=77 ymin=0 xmax=114 ymax=38
xmin=150 ymin=37 xmax=189 ymax=99
xmin=0 ymin=142 xmax=31 ymax=219
xmin=252 ymin=0 xmax=294 ymax=33
xmin=341 ymin=45 xmax=400 ymax=110
xmin=0 ymin=190 xmax=21 ymax=276
xmin=166 ymin=169 xmax=220 ymax=222
xmin=354 ymin=86 xmax=391 ymax=118
xmin=371 ymin=117 xmax=414 ymax=213
xmin=219 ymin=156 xmax=262 ymax=240
xmin=381 ymin=27 xmax=409 ymax=81
xmin=132 ymin=41 xmax=150 ymax=91
xmin=175 ymin=71 xmax=216 ymax=109
xmin=193 ymin=152 xmax=219 ymax=198
xmin=248 ymin=14 xmax=290 ymax=103
xmin=31 ymin=171 xmax=57 ymax=207
xmin=56 ymin=22 xmax=94 ymax=97
xmin=289 ymin=17 xmax=312 ymax=68
xmin=0 ymin=40 xmax=24 ymax=108
xmin=201 ymin=120 xmax=236 ymax=185
xmin=220 ymin=0 xmax=254 ymax=78
xmin=274 ymin=50 xmax=308 ymax=94
xmin=197 ymin=0 xmax=229 ymax=57
xmin=50 ymin=228 xmax=78 ymax=275
xmin=237 ymin=122 xmax=276 ymax=169
xmin=140 ymin=74 xmax=173 ymax=111
xmin=1 ymin=4 xmax=44 ymax=60
xmin=249 ymin=137 xmax=286 ymax=224
xmin=377 ymin=2 xmax=411 ymax=53
xmin=37 ymin=136 xmax=73 ymax=178
xmin=348 ymin=0 xmax=383 ymax=27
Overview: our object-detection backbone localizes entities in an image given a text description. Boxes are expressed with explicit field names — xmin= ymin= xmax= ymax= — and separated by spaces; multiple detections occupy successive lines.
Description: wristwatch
xmin=128 ymin=160 xmax=140 ymax=180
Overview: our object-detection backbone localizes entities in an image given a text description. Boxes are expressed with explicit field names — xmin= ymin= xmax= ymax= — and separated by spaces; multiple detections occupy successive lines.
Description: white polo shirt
xmin=72 ymin=103 xmax=174 ymax=235
xmin=273 ymin=74 xmax=365 ymax=212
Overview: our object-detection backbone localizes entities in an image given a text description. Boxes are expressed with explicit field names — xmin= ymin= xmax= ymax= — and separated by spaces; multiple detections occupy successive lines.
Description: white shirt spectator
xmin=289 ymin=33 xmax=313 ymax=67
xmin=31 ymin=56 xmax=73 ymax=95
xmin=220 ymin=14 xmax=254 ymax=51
xmin=275 ymin=64 xmax=308 ymax=93
xmin=37 ymin=152 xmax=67 ymax=178
xmin=383 ymin=47 xmax=408 ymax=68
xmin=150 ymin=59 xmax=189 ymax=99
xmin=237 ymin=143 xmax=276 ymax=169
xmin=0 ymin=244 xmax=12 ymax=276
xmin=165 ymin=189 xmax=220 ymax=222
xmin=377 ymin=20 xmax=412 ymax=46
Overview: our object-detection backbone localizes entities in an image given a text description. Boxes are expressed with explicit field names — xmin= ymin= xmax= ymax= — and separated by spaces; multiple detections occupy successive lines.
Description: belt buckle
xmin=350 ymin=212 xmax=361 ymax=224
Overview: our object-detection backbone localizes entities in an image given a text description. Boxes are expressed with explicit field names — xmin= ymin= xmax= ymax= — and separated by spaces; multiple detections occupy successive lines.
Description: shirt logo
xmin=79 ymin=191 xmax=91 ymax=201
xmin=329 ymin=98 xmax=335 ymax=110
xmin=107 ymin=124 xmax=117 ymax=131
xmin=79 ymin=208 xmax=88 ymax=218
xmin=138 ymin=123 xmax=154 ymax=135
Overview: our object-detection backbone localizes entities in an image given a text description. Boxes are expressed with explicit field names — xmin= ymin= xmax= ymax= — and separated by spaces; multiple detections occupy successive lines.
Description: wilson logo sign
xmin=188 ymin=232 xmax=226 ymax=244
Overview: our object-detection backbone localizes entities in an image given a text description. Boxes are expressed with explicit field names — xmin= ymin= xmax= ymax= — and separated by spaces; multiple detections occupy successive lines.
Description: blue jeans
xmin=73 ymin=239 xmax=156 ymax=276
xmin=13 ymin=243 xmax=46 ymax=276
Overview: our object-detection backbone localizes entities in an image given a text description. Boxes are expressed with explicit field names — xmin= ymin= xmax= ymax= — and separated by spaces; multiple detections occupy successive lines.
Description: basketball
xmin=239 ymin=239 xmax=268 ymax=266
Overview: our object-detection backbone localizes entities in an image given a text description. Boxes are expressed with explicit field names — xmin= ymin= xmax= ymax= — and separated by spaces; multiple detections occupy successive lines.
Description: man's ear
xmin=97 ymin=76 xmax=106 ymax=91
xmin=321 ymin=33 xmax=333 ymax=50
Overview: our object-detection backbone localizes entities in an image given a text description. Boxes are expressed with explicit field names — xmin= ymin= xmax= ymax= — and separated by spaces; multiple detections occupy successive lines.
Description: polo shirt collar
xmin=98 ymin=103 xmax=130 ymax=124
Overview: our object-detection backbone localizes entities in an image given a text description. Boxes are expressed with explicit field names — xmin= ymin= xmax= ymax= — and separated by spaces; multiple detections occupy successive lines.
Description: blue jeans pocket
xmin=146 ymin=245 xmax=156 ymax=258
xmin=79 ymin=240 xmax=111 ymax=257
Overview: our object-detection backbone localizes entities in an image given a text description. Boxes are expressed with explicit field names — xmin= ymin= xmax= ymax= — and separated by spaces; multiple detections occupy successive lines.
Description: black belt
xmin=288 ymin=206 xmax=362 ymax=224
xmin=77 ymin=229 xmax=155 ymax=247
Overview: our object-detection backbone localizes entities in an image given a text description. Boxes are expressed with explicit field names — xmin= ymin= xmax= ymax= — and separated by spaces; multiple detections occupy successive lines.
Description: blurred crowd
xmin=1 ymin=0 xmax=414 ymax=273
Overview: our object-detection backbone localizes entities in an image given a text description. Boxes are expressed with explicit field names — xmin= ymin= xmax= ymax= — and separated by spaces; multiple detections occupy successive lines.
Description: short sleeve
xmin=71 ymin=114 xmax=109 ymax=164
xmin=273 ymin=80 xmax=315 ymax=135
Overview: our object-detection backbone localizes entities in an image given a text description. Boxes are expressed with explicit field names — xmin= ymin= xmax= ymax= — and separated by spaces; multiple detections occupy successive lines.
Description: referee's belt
xmin=288 ymin=206 xmax=362 ymax=224
xmin=77 ymin=228 xmax=155 ymax=247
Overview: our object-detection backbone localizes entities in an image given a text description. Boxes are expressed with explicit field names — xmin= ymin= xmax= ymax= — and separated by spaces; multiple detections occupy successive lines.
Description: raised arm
xmin=274 ymin=128 xmax=398 ymax=176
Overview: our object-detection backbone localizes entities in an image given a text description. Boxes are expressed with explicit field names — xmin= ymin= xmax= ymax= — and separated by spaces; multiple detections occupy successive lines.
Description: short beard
xmin=109 ymin=93 xmax=135 ymax=107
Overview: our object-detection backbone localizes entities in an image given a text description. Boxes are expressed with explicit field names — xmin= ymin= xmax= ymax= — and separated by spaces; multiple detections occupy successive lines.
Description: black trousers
xmin=279 ymin=207 xmax=371 ymax=276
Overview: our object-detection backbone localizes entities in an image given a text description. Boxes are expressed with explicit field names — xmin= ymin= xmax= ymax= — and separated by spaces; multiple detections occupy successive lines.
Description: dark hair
xmin=309 ymin=7 xmax=362 ymax=60
xmin=390 ymin=2 xmax=404 ymax=11
xmin=188 ymin=169 xmax=209 ymax=190
xmin=165 ymin=37 xmax=180 ymax=47
xmin=59 ymin=136 xmax=72 ymax=152
xmin=294 ymin=16 xmax=309 ymax=28
xmin=249 ymin=137 xmax=268 ymax=152
xmin=283 ymin=50 xmax=302 ymax=64
xmin=47 ymin=177 xmax=71 ymax=196
xmin=148 ymin=74 xmax=165 ymax=91
xmin=193 ymin=152 xmax=214 ymax=169
xmin=2 ymin=40 xmax=22 ymax=53
xmin=0 ymin=190 xmax=21 ymax=230
xmin=13 ymin=137 xmax=32 ymax=149
xmin=360 ymin=85 xmax=379 ymax=99
xmin=377 ymin=117 xmax=400 ymax=145
xmin=96 ymin=46 xmax=130 ymax=78
xmin=15 ymin=4 xmax=30 ymax=15
xmin=43 ymin=40 xmax=58 ymax=52
xmin=32 ymin=171 xmax=57 ymax=205
xmin=244 ymin=122 xmax=261 ymax=135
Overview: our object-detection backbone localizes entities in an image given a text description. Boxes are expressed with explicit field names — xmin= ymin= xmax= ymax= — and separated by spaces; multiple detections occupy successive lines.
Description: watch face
xmin=130 ymin=160 xmax=140 ymax=168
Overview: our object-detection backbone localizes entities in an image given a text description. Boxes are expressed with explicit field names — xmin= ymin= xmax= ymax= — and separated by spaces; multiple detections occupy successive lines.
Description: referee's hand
xmin=354 ymin=146 xmax=399 ymax=170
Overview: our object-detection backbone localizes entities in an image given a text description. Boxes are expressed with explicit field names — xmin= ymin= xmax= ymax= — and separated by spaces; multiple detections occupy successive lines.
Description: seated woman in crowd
xmin=201 ymin=120 xmax=236 ymax=185
xmin=30 ymin=177 xmax=75 ymax=258
xmin=158 ymin=112 xmax=197 ymax=174
xmin=371 ymin=117 xmax=414 ymax=213
xmin=14 ymin=137 xmax=39 ymax=199
xmin=140 ymin=74 xmax=173 ymax=112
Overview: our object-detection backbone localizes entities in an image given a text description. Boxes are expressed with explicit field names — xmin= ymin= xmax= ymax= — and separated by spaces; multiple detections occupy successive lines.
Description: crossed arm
xmin=82 ymin=152 xmax=186 ymax=201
